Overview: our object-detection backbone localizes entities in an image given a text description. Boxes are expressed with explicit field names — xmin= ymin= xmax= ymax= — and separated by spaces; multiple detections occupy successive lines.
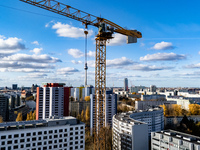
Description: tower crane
xmin=19 ymin=0 xmax=142 ymax=149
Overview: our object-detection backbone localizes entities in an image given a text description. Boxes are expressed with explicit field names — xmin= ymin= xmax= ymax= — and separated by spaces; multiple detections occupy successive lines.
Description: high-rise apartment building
xmin=124 ymin=78 xmax=128 ymax=91
xmin=113 ymin=113 xmax=149 ymax=150
xmin=129 ymin=107 xmax=164 ymax=136
xmin=0 ymin=116 xmax=85 ymax=150
xmin=90 ymin=90 xmax=117 ymax=134
xmin=36 ymin=83 xmax=70 ymax=120
xmin=12 ymin=84 xmax=17 ymax=90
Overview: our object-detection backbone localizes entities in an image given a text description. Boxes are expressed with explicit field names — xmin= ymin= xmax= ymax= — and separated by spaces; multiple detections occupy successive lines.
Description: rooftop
xmin=156 ymin=130 xmax=200 ymax=145
xmin=115 ymin=113 xmax=146 ymax=125
xmin=0 ymin=116 xmax=84 ymax=132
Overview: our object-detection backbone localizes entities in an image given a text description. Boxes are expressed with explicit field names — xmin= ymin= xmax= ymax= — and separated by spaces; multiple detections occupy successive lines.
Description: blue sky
xmin=0 ymin=0 xmax=200 ymax=87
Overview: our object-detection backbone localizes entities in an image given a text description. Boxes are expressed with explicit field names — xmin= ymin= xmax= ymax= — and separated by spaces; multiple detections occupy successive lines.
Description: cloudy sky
xmin=0 ymin=0 xmax=200 ymax=87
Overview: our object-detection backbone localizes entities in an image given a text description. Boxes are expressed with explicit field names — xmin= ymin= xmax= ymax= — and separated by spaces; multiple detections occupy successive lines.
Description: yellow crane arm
xmin=19 ymin=0 xmax=142 ymax=38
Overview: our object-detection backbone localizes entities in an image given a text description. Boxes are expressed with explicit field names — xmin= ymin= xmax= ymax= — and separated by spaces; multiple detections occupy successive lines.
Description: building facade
xmin=0 ymin=95 xmax=9 ymax=121
xmin=90 ymin=90 xmax=117 ymax=134
xmin=135 ymin=100 xmax=176 ymax=110
xmin=113 ymin=113 xmax=149 ymax=150
xmin=0 ymin=116 xmax=85 ymax=150
xmin=151 ymin=130 xmax=200 ymax=150
xmin=124 ymin=78 xmax=128 ymax=92
xmin=36 ymin=83 xmax=70 ymax=120
xmin=129 ymin=107 xmax=164 ymax=136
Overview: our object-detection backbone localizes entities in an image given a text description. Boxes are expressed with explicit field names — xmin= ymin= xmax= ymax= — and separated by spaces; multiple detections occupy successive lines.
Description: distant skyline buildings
xmin=124 ymin=78 xmax=128 ymax=91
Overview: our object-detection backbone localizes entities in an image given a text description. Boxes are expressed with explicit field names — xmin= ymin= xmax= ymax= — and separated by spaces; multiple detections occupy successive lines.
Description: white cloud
xmin=126 ymin=64 xmax=173 ymax=71
xmin=107 ymin=57 xmax=134 ymax=68
xmin=140 ymin=52 xmax=186 ymax=61
xmin=186 ymin=63 xmax=200 ymax=69
xmin=2 ymin=53 xmax=61 ymax=63
xmin=31 ymin=41 xmax=39 ymax=45
xmin=0 ymin=35 xmax=26 ymax=54
xmin=57 ymin=67 xmax=79 ymax=75
xmin=30 ymin=48 xmax=43 ymax=54
xmin=0 ymin=61 xmax=55 ymax=69
xmin=199 ymin=51 xmax=200 ymax=55
xmin=68 ymin=49 xmax=84 ymax=58
xmin=20 ymin=73 xmax=48 ymax=78
xmin=107 ymin=34 xmax=126 ymax=46
xmin=151 ymin=41 xmax=174 ymax=50
xmin=87 ymin=51 xmax=95 ymax=57
xmin=87 ymin=57 xmax=134 ymax=68
xmin=51 ymin=22 xmax=93 ymax=38
xmin=71 ymin=60 xmax=83 ymax=64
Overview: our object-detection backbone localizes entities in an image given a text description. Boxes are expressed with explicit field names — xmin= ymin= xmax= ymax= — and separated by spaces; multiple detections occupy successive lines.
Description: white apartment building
xmin=0 ymin=116 xmax=85 ymax=150
xmin=129 ymin=107 xmax=164 ymax=136
xmin=166 ymin=96 xmax=191 ymax=110
xmin=151 ymin=130 xmax=200 ymax=150
xmin=135 ymin=100 xmax=177 ymax=110
xmin=36 ymin=83 xmax=65 ymax=120
xmin=90 ymin=90 xmax=117 ymax=134
xmin=113 ymin=113 xmax=148 ymax=150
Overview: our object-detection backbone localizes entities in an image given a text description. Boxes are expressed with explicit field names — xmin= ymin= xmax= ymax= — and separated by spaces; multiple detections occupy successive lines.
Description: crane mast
xmin=19 ymin=0 xmax=142 ymax=149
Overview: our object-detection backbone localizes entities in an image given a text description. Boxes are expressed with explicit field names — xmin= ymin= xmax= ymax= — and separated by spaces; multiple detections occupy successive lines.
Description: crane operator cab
xmin=97 ymin=22 xmax=114 ymax=39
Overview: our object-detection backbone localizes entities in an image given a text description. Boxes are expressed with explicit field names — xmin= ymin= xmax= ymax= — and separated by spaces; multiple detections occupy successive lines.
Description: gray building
xmin=151 ymin=130 xmax=200 ymax=150
xmin=135 ymin=100 xmax=176 ymax=110
xmin=142 ymin=94 xmax=166 ymax=101
xmin=0 ymin=95 xmax=9 ymax=121
xmin=124 ymin=78 xmax=128 ymax=92
xmin=113 ymin=113 xmax=148 ymax=150
xmin=12 ymin=84 xmax=17 ymax=90
xmin=69 ymin=101 xmax=90 ymax=117
xmin=0 ymin=116 xmax=85 ymax=150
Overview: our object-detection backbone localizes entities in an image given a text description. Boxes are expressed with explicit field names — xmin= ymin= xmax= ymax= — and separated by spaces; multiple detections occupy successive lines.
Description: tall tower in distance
xmin=124 ymin=78 xmax=128 ymax=91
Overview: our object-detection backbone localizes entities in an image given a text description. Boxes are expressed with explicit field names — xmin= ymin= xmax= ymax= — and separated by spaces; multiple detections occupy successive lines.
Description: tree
xmin=81 ymin=110 xmax=85 ymax=122
xmin=26 ymin=113 xmax=30 ymax=121
xmin=189 ymin=104 xmax=200 ymax=115
xmin=32 ymin=110 xmax=36 ymax=120
xmin=160 ymin=105 xmax=167 ymax=116
xmin=0 ymin=116 xmax=3 ymax=123
xmin=16 ymin=112 xmax=23 ymax=122
xmin=85 ymin=106 xmax=90 ymax=124
xmin=26 ymin=95 xmax=34 ymax=101
xmin=85 ymin=96 xmax=90 ymax=101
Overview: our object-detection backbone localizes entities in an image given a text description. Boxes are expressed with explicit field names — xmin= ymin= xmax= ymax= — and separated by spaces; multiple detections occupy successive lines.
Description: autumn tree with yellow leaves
xmin=85 ymin=96 xmax=90 ymax=101
xmin=0 ymin=116 xmax=3 ymax=123
xmin=189 ymin=104 xmax=200 ymax=115
xmin=16 ymin=112 xmax=23 ymax=122
xmin=26 ymin=110 xmax=36 ymax=121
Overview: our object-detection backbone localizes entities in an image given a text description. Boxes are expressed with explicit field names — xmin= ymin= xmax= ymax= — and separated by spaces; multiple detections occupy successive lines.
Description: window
xmin=70 ymin=132 xmax=73 ymax=135
xmin=64 ymin=134 xmax=68 ymax=137
xmin=38 ymin=131 xmax=42 ymax=135
xmin=32 ymin=137 xmax=36 ymax=141
xmin=70 ymin=142 xmax=73 ymax=145
xmin=26 ymin=133 xmax=31 ymax=136
xmin=14 ymin=134 xmax=19 ymax=138
xmin=75 ymin=136 xmax=78 ymax=140
xmin=75 ymin=146 xmax=78 ymax=149
xmin=1 ymin=135 xmax=6 ymax=139
xmin=13 ymin=145 xmax=18 ymax=149
xmin=7 ymin=141 xmax=12 ymax=144
xmin=75 ymin=132 xmax=78 ymax=135
xmin=75 ymin=141 xmax=78 ymax=144
xmin=2 ymin=141 xmax=5 ymax=145
xmin=59 ymin=129 xmax=63 ymax=132
xmin=80 ymin=145 xmax=83 ymax=148
xmin=26 ymin=143 xmax=31 ymax=147
xmin=70 ymin=137 xmax=73 ymax=140
xmin=8 ymin=135 xmax=12 ymax=138
xmin=70 ymin=127 xmax=73 ymax=130
xmin=20 ymin=139 xmax=25 ymax=142
xmin=49 ymin=130 xmax=53 ymax=134
xmin=33 ymin=132 xmax=36 ymax=136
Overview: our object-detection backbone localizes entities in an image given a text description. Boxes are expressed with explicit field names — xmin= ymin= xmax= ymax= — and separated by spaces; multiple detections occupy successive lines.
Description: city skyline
xmin=0 ymin=0 xmax=200 ymax=87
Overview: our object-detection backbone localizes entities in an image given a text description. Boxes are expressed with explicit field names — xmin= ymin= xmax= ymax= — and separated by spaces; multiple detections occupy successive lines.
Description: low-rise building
xmin=0 ymin=116 xmax=85 ymax=150
xmin=135 ymin=100 xmax=176 ymax=110
xmin=151 ymin=130 xmax=200 ymax=150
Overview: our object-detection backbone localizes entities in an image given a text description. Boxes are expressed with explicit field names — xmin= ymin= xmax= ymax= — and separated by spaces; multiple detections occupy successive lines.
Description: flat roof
xmin=156 ymin=129 xmax=200 ymax=145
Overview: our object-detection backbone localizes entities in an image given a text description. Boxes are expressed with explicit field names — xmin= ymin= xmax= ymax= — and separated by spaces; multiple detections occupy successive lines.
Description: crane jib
xmin=19 ymin=0 xmax=142 ymax=38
